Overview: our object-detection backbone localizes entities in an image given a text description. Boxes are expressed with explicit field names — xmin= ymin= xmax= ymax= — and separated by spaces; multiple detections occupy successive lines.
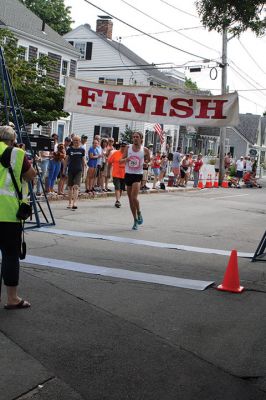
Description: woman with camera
xmin=0 ymin=126 xmax=36 ymax=309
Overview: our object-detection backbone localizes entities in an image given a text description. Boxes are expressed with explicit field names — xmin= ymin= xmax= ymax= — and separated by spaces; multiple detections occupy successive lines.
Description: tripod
xmin=0 ymin=46 xmax=55 ymax=228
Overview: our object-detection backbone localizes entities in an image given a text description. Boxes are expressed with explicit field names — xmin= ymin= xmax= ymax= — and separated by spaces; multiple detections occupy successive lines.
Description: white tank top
xmin=125 ymin=144 xmax=144 ymax=175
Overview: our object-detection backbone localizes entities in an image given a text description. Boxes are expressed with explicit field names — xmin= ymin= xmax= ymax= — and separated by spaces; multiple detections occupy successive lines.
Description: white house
xmin=0 ymin=0 xmax=79 ymax=141
xmin=64 ymin=16 xmax=186 ymax=151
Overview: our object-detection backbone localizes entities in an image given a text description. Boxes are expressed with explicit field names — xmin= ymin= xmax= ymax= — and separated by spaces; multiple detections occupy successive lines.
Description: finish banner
xmin=64 ymin=77 xmax=239 ymax=127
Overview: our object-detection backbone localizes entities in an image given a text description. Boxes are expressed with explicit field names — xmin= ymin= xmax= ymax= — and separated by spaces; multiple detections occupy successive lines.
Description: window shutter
xmin=112 ymin=127 xmax=119 ymax=143
xmin=68 ymin=41 xmax=74 ymax=46
xmin=94 ymin=126 xmax=100 ymax=136
xmin=85 ymin=42 xmax=93 ymax=60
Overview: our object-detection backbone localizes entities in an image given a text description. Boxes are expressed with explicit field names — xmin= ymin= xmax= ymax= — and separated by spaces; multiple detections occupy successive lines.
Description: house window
xmin=101 ymin=126 xmax=113 ymax=138
xmin=60 ymin=60 xmax=69 ymax=86
xmin=18 ymin=46 xmax=27 ymax=60
xmin=38 ymin=52 xmax=47 ymax=76
xmin=75 ymin=42 xmax=86 ymax=59
xmin=98 ymin=77 xmax=124 ymax=85
xmin=32 ymin=124 xmax=42 ymax=135
xmin=94 ymin=126 xmax=119 ymax=141
xmin=105 ymin=78 xmax=117 ymax=85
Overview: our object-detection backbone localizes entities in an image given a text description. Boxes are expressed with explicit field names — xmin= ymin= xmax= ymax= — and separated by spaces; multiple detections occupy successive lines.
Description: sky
xmin=64 ymin=0 xmax=266 ymax=115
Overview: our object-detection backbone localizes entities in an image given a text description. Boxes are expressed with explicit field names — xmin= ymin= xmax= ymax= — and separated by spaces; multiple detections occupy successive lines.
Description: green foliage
xmin=0 ymin=29 xmax=68 ymax=126
xmin=184 ymin=77 xmax=199 ymax=91
xmin=19 ymin=0 xmax=73 ymax=35
xmin=208 ymin=158 xmax=216 ymax=165
xmin=229 ymin=164 xmax=236 ymax=176
xmin=196 ymin=0 xmax=266 ymax=36
xmin=120 ymin=127 xmax=133 ymax=144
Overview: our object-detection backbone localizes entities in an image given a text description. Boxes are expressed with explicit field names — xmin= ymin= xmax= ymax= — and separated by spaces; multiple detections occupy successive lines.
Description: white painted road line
xmin=208 ymin=194 xmax=249 ymax=200
xmin=35 ymin=227 xmax=254 ymax=258
xmin=23 ymin=255 xmax=214 ymax=291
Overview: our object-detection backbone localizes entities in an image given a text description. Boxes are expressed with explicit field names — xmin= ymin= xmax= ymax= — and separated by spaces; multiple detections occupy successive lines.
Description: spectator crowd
xmin=33 ymin=135 xmax=263 ymax=208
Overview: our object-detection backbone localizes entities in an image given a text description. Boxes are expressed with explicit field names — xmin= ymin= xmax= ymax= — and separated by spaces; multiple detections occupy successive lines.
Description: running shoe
xmin=132 ymin=220 xmax=138 ymax=230
xmin=137 ymin=212 xmax=143 ymax=225
xmin=115 ymin=200 xmax=121 ymax=208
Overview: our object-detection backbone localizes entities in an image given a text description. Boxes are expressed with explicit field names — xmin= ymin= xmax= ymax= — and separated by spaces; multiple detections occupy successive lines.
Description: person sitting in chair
xmin=243 ymin=171 xmax=262 ymax=188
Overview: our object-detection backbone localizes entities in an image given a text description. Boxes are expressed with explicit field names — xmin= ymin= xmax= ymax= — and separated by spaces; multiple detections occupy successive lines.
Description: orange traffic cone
xmin=205 ymin=174 xmax=212 ymax=188
xmin=221 ymin=177 xmax=229 ymax=188
xmin=198 ymin=173 xmax=204 ymax=189
xmin=214 ymin=174 xmax=219 ymax=188
xmin=217 ymin=250 xmax=244 ymax=293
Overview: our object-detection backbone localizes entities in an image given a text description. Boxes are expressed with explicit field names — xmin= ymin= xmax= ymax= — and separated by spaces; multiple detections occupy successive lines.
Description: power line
xmin=120 ymin=0 xmax=220 ymax=55
xmin=238 ymin=39 xmax=266 ymax=75
xmin=229 ymin=62 xmax=266 ymax=99
xmin=119 ymin=26 xmax=203 ymax=39
xmin=77 ymin=62 xmax=178 ymax=69
xmin=238 ymin=93 xmax=265 ymax=110
xmin=77 ymin=63 xmax=218 ymax=72
xmin=82 ymin=0 xmax=214 ymax=60
xmin=159 ymin=0 xmax=198 ymax=18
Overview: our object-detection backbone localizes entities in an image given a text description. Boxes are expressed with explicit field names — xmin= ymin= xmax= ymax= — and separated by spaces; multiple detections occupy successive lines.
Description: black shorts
xmin=215 ymin=168 xmax=219 ymax=173
xmin=96 ymin=165 xmax=101 ymax=177
xmin=113 ymin=177 xmax=126 ymax=191
xmin=124 ymin=173 xmax=143 ymax=186
xmin=68 ymin=171 xmax=82 ymax=186
xmin=236 ymin=170 xmax=243 ymax=178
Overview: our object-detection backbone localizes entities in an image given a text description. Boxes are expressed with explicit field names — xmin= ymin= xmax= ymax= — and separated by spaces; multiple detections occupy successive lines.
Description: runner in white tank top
xmin=125 ymin=144 xmax=144 ymax=175
xmin=120 ymin=132 xmax=150 ymax=230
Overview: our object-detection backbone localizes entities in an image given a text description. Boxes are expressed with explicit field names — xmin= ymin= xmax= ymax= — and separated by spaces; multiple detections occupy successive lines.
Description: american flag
xmin=154 ymin=123 xmax=165 ymax=144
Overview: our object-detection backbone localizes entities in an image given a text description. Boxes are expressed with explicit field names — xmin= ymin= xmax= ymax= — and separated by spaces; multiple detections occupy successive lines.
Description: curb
xmin=39 ymin=186 xmax=196 ymax=202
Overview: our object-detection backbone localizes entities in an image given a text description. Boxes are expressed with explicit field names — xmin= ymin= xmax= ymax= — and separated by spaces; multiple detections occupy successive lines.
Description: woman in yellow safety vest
xmin=0 ymin=126 xmax=36 ymax=309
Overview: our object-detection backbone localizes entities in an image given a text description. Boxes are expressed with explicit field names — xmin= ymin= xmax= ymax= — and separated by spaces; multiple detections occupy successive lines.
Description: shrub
xmin=229 ymin=165 xmax=236 ymax=176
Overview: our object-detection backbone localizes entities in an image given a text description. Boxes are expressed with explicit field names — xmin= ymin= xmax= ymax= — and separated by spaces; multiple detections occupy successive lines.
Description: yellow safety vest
xmin=0 ymin=142 xmax=28 ymax=222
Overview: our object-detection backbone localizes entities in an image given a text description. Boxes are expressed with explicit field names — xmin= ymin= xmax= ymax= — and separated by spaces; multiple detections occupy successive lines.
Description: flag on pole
xmin=154 ymin=123 xmax=165 ymax=144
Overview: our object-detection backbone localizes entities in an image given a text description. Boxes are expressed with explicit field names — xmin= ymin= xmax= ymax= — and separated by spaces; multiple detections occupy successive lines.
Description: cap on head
xmin=64 ymin=137 xmax=71 ymax=142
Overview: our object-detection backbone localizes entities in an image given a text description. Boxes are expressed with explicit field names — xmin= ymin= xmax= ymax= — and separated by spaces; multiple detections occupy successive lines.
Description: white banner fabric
xmin=64 ymin=77 xmax=239 ymax=127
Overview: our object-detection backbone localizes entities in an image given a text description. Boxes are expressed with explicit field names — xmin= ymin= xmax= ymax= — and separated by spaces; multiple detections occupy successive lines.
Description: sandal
xmin=4 ymin=299 xmax=31 ymax=310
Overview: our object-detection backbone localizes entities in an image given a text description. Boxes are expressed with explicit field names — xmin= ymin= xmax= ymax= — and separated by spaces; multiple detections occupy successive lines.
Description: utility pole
xmin=219 ymin=29 xmax=228 ymax=185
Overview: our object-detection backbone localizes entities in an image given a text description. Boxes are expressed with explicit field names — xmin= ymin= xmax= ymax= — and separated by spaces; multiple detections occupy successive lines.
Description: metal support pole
xmin=219 ymin=29 xmax=228 ymax=185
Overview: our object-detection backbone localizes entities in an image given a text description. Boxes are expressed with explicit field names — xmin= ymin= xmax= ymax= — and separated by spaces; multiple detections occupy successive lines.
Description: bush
xmin=229 ymin=165 xmax=236 ymax=176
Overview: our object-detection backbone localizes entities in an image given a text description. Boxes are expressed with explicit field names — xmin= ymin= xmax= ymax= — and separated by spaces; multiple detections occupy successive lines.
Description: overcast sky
xmin=64 ymin=0 xmax=266 ymax=115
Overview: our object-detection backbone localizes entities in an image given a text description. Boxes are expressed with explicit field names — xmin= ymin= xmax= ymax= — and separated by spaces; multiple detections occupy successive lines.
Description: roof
xmin=0 ymin=0 xmax=78 ymax=55
xmin=197 ymin=113 xmax=261 ymax=144
xmin=66 ymin=23 xmax=184 ymax=87
xmin=99 ymin=35 xmax=185 ymax=87
xmin=234 ymin=113 xmax=260 ymax=144
xmin=261 ymin=116 xmax=266 ymax=137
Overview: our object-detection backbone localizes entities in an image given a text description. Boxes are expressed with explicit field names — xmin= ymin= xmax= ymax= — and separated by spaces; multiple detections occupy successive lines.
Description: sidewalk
xmin=40 ymin=180 xmax=196 ymax=202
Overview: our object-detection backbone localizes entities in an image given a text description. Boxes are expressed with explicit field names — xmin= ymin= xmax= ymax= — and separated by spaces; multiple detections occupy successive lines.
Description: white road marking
xmin=35 ymin=227 xmax=254 ymax=258
xmin=208 ymin=194 xmax=249 ymax=200
xmin=23 ymin=255 xmax=214 ymax=291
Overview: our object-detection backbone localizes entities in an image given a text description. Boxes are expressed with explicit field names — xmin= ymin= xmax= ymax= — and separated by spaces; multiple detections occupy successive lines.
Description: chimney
xmin=96 ymin=16 xmax=113 ymax=40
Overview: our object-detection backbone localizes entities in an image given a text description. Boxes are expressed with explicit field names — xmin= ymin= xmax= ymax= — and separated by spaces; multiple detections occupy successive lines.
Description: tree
xmin=0 ymin=29 xmax=68 ymax=126
xmin=120 ymin=127 xmax=133 ymax=144
xmin=184 ymin=77 xmax=199 ymax=91
xmin=19 ymin=0 xmax=73 ymax=35
xmin=196 ymin=1 xmax=266 ymax=36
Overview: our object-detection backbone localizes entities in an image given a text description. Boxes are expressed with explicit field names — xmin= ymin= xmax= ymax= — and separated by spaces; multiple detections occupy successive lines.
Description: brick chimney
xmin=96 ymin=16 xmax=113 ymax=40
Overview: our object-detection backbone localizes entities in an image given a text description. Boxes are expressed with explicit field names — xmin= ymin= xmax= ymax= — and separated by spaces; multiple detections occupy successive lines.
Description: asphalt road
xmin=1 ymin=185 xmax=266 ymax=400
